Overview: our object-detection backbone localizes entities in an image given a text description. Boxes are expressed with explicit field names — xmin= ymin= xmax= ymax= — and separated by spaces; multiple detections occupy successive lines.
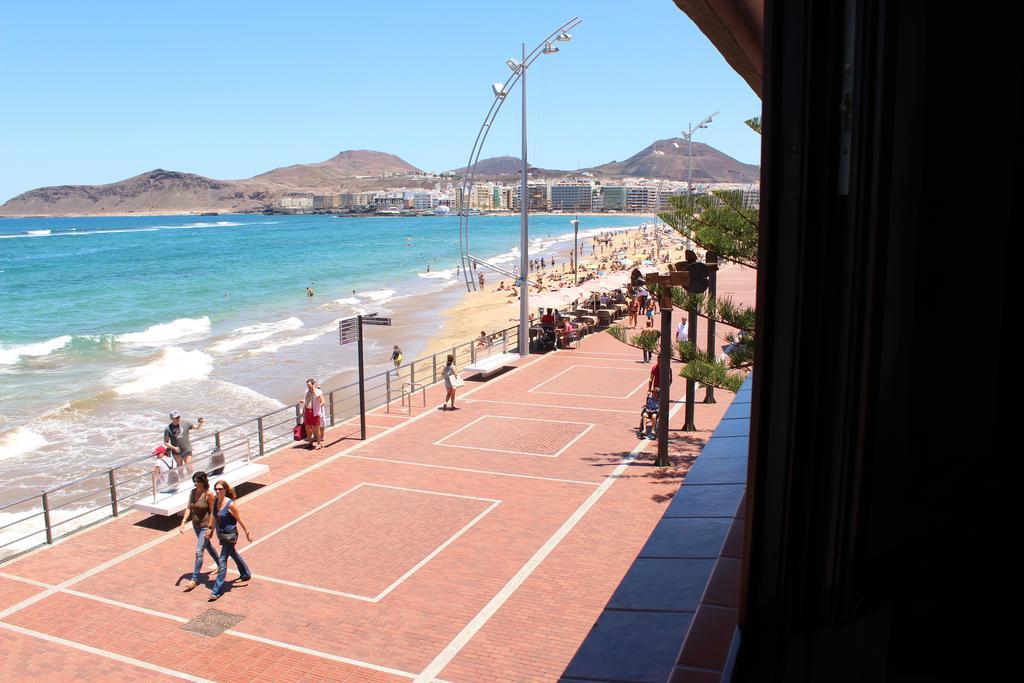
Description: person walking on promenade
xmin=303 ymin=378 xmax=325 ymax=450
xmin=164 ymin=411 xmax=204 ymax=477
xmin=629 ymin=297 xmax=640 ymax=328
xmin=179 ymin=471 xmax=219 ymax=592
xmin=441 ymin=354 xmax=461 ymax=410
xmin=208 ymin=481 xmax=253 ymax=601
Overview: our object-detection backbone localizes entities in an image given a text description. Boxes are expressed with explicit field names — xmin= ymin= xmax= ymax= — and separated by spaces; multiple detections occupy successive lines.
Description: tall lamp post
xmin=456 ymin=17 xmax=581 ymax=360
xmin=571 ymin=217 xmax=579 ymax=284
xmin=502 ymin=31 xmax=577 ymax=357
xmin=680 ymin=111 xmax=719 ymax=209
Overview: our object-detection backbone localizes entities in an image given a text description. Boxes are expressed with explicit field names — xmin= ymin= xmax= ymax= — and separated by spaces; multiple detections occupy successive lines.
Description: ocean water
xmin=0 ymin=213 xmax=647 ymax=502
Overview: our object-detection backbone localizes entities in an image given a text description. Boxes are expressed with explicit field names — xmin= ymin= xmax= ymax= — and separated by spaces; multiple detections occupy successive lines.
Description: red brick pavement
xmin=0 ymin=306 xmax=745 ymax=682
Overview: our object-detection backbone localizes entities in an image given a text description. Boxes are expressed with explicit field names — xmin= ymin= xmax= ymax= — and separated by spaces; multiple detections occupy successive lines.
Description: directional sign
xmin=339 ymin=317 xmax=359 ymax=345
xmin=362 ymin=316 xmax=392 ymax=326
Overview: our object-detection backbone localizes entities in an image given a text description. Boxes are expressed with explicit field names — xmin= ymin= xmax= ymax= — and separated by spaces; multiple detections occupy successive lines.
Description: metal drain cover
xmin=180 ymin=608 xmax=245 ymax=637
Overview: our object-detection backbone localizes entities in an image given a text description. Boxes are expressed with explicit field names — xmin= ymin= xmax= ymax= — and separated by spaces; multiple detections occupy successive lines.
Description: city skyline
xmin=0 ymin=1 xmax=762 ymax=203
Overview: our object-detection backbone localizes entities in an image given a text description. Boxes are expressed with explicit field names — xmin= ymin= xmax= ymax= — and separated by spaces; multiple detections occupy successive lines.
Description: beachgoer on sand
xmin=179 ymin=470 xmax=219 ymax=592
xmin=392 ymin=345 xmax=403 ymax=370
xmin=478 ymin=272 xmax=485 ymax=288
xmin=303 ymin=378 xmax=325 ymax=450
xmin=164 ymin=412 xmax=204 ymax=476
xmin=441 ymin=354 xmax=461 ymax=410
xmin=208 ymin=481 xmax=253 ymax=601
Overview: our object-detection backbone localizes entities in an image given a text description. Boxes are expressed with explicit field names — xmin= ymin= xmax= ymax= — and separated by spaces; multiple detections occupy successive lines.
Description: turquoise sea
xmin=0 ymin=213 xmax=647 ymax=501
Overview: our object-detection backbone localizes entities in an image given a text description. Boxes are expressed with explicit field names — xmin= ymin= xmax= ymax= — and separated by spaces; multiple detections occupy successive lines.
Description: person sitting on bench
xmin=638 ymin=388 xmax=660 ymax=440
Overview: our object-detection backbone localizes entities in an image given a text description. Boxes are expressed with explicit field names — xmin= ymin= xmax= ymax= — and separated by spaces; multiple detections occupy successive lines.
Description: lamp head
xmin=492 ymin=83 xmax=507 ymax=98
xmin=542 ymin=42 xmax=559 ymax=54
xmin=557 ymin=32 xmax=572 ymax=42
xmin=505 ymin=58 xmax=520 ymax=72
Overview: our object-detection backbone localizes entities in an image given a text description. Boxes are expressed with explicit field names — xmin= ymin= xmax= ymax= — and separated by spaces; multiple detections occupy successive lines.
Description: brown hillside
xmin=0 ymin=170 xmax=275 ymax=217
xmin=254 ymin=150 xmax=421 ymax=188
xmin=588 ymin=138 xmax=760 ymax=183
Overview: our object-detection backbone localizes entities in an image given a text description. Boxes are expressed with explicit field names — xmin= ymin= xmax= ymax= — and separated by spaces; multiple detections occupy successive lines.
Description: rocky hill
xmin=587 ymin=138 xmax=760 ymax=183
xmin=254 ymin=150 xmax=421 ymax=188
xmin=0 ymin=170 xmax=275 ymax=216
xmin=0 ymin=142 xmax=759 ymax=216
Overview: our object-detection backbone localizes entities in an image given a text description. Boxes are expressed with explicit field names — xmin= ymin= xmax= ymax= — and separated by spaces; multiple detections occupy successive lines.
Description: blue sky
xmin=0 ymin=1 xmax=761 ymax=202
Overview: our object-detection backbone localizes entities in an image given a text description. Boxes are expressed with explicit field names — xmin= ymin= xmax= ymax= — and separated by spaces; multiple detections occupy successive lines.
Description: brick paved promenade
xmin=0 ymin=266 xmax=751 ymax=681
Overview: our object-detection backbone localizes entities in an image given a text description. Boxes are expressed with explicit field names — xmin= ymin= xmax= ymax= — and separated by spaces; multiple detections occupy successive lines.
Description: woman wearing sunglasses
xmin=208 ymin=480 xmax=254 ymax=601
xmin=178 ymin=470 xmax=220 ymax=592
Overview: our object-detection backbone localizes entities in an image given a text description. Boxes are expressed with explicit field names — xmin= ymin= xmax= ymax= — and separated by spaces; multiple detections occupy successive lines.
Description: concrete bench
xmin=463 ymin=352 xmax=519 ymax=379
xmin=134 ymin=462 xmax=269 ymax=516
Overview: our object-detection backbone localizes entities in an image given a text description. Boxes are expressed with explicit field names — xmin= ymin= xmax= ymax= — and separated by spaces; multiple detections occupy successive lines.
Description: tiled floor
xmin=0 ymin=312 xmax=744 ymax=681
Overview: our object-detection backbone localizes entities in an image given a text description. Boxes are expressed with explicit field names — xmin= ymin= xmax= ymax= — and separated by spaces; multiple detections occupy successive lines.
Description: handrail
xmin=0 ymin=324 xmax=520 ymax=560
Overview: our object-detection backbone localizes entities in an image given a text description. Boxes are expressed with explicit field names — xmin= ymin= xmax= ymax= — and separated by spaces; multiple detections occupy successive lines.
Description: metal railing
xmin=0 ymin=324 xmax=521 ymax=563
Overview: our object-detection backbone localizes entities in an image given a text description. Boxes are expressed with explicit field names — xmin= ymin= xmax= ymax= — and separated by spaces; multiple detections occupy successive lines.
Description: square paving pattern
xmin=434 ymin=415 xmax=595 ymax=457
xmin=180 ymin=608 xmax=246 ymax=637
xmin=529 ymin=364 xmax=648 ymax=399
xmin=241 ymin=484 xmax=497 ymax=599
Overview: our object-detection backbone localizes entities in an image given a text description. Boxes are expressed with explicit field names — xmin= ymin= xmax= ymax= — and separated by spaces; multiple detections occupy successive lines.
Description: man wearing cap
xmin=164 ymin=411 xmax=204 ymax=476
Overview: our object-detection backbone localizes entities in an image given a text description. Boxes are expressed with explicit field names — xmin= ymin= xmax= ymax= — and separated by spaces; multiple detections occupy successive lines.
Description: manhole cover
xmin=180 ymin=608 xmax=245 ymax=637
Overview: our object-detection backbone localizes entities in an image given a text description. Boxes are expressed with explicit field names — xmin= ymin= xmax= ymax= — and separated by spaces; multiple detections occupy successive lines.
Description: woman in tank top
xmin=208 ymin=480 xmax=253 ymax=601
xmin=178 ymin=470 xmax=219 ymax=592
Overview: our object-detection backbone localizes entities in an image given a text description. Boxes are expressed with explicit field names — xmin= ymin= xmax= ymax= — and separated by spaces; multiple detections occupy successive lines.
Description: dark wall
xmin=739 ymin=1 xmax=1017 ymax=680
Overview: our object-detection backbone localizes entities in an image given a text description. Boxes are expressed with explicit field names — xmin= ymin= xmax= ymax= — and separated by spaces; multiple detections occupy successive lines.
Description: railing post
xmin=214 ymin=431 xmax=221 ymax=449
xmin=433 ymin=355 xmax=437 ymax=383
xmin=503 ymin=329 xmax=508 ymax=353
xmin=108 ymin=469 xmax=119 ymax=517
xmin=410 ymin=361 xmax=415 ymax=385
xmin=386 ymin=373 xmax=391 ymax=412
xmin=41 ymin=492 xmax=53 ymax=545
xmin=295 ymin=401 xmax=302 ymax=425
xmin=329 ymin=390 xmax=336 ymax=426
xmin=257 ymin=416 xmax=265 ymax=456
xmin=471 ymin=344 xmax=477 ymax=364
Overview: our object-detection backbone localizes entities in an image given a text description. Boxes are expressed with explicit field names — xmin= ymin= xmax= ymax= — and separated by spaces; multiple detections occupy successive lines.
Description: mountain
xmin=0 ymin=151 xmax=424 ymax=216
xmin=587 ymin=138 xmax=760 ymax=183
xmin=445 ymin=156 xmax=571 ymax=178
xmin=0 ymin=169 xmax=275 ymax=216
xmin=254 ymin=150 xmax=421 ymax=188
xmin=0 ymin=142 xmax=759 ymax=216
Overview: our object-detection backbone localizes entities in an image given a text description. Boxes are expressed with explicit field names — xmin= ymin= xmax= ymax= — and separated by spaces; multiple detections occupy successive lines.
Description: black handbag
xmin=216 ymin=527 xmax=238 ymax=544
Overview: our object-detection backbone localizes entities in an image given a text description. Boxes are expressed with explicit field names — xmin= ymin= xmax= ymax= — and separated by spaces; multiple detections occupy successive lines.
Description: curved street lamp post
xmin=457 ymin=18 xmax=582 ymax=358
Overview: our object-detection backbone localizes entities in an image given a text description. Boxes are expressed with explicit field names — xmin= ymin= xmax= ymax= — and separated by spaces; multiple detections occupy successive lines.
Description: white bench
xmin=134 ymin=462 xmax=269 ymax=516
xmin=463 ymin=352 xmax=519 ymax=379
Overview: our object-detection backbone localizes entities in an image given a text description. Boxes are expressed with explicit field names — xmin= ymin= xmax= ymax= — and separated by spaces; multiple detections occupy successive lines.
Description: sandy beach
xmin=420 ymin=222 xmax=698 ymax=360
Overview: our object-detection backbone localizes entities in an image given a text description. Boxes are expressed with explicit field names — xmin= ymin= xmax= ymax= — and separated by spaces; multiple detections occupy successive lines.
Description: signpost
xmin=645 ymin=268 xmax=689 ymax=468
xmin=339 ymin=313 xmax=392 ymax=439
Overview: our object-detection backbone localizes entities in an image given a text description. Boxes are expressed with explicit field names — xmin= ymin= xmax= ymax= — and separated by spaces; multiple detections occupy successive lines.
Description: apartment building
xmin=550 ymin=184 xmax=593 ymax=212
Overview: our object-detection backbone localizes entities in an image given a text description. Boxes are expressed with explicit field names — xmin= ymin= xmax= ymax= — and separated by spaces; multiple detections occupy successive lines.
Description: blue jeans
xmin=192 ymin=525 xmax=219 ymax=582
xmin=211 ymin=541 xmax=251 ymax=597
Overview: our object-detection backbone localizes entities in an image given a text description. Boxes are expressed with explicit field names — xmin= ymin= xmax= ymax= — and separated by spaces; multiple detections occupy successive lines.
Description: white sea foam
xmin=0 ymin=427 xmax=48 ymax=462
xmin=210 ymin=317 xmax=303 ymax=354
xmin=116 ymin=316 xmax=211 ymax=346
xmin=486 ymin=248 xmax=520 ymax=266
xmin=358 ymin=289 xmax=396 ymax=303
xmin=0 ymin=336 xmax=73 ymax=365
xmin=113 ymin=347 xmax=213 ymax=395
xmin=417 ymin=268 xmax=455 ymax=280
xmin=248 ymin=320 xmax=338 ymax=354
xmin=26 ymin=229 xmax=51 ymax=236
